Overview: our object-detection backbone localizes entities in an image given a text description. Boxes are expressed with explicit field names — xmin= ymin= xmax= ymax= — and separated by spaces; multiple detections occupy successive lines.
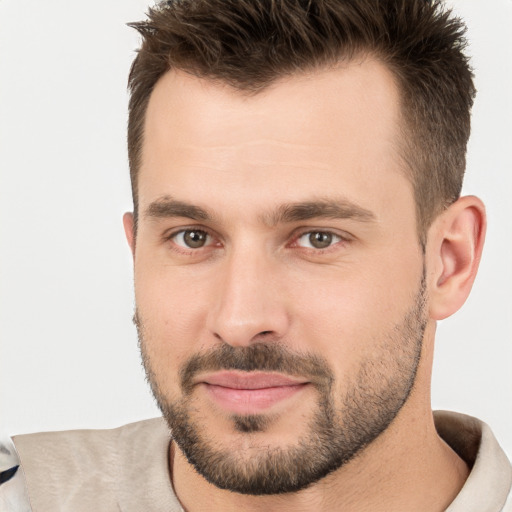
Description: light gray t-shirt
xmin=2 ymin=411 xmax=511 ymax=511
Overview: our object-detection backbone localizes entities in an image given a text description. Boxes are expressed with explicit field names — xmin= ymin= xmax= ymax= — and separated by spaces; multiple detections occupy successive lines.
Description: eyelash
xmin=163 ymin=227 xmax=349 ymax=255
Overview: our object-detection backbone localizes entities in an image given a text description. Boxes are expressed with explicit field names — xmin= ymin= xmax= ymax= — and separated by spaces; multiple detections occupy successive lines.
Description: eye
xmin=296 ymin=231 xmax=342 ymax=249
xmin=172 ymin=229 xmax=212 ymax=249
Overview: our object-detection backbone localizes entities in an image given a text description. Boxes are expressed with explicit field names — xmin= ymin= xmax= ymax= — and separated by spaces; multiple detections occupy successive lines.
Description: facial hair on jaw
xmin=135 ymin=270 xmax=427 ymax=495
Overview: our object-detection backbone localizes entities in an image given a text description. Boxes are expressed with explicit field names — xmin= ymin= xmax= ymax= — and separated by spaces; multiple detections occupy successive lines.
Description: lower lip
xmin=202 ymin=383 xmax=308 ymax=414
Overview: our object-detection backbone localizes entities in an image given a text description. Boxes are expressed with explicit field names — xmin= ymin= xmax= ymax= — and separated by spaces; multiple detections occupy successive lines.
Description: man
xmin=3 ymin=0 xmax=511 ymax=510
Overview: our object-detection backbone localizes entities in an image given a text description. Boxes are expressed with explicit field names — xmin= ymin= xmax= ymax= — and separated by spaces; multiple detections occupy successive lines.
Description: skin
xmin=123 ymin=59 xmax=486 ymax=511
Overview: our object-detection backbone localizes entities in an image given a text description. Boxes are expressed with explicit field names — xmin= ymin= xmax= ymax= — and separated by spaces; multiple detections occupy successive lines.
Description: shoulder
xmin=13 ymin=417 xmax=168 ymax=463
xmin=10 ymin=418 xmax=174 ymax=512
xmin=12 ymin=417 xmax=170 ymax=487
xmin=0 ymin=437 xmax=31 ymax=512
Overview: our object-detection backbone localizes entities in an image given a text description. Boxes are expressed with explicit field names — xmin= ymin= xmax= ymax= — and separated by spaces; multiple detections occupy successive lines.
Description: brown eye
xmin=309 ymin=232 xmax=333 ymax=249
xmin=296 ymin=231 xmax=340 ymax=249
xmin=173 ymin=229 xmax=210 ymax=249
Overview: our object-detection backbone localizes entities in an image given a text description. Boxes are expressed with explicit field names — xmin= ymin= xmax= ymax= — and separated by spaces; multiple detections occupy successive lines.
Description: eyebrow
xmin=263 ymin=199 xmax=376 ymax=226
xmin=144 ymin=196 xmax=376 ymax=225
xmin=145 ymin=196 xmax=211 ymax=221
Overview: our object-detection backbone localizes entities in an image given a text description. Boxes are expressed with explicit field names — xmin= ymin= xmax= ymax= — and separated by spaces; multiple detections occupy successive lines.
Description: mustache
xmin=133 ymin=310 xmax=334 ymax=394
xmin=179 ymin=342 xmax=334 ymax=395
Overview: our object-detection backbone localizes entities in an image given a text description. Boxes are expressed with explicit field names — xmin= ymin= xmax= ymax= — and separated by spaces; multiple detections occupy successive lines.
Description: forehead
xmin=139 ymin=59 xmax=410 ymax=221
xmin=143 ymin=59 xmax=402 ymax=151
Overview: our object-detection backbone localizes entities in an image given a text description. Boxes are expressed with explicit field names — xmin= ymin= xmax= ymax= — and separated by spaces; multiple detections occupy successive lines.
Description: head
xmin=123 ymin=0 xmax=485 ymax=496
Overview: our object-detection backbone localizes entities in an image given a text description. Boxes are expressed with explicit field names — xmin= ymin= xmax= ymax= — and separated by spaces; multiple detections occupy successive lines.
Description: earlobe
xmin=428 ymin=196 xmax=486 ymax=320
xmin=123 ymin=212 xmax=136 ymax=258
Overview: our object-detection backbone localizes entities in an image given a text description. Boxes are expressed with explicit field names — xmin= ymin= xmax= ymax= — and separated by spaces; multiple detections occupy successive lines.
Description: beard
xmin=135 ymin=271 xmax=427 ymax=495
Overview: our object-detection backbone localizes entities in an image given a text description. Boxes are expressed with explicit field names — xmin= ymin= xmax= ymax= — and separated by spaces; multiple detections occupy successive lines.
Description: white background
xmin=0 ymin=0 xmax=511 ymax=459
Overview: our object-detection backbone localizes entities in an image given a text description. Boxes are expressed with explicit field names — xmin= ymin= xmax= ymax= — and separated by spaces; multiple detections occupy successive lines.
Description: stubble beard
xmin=136 ymin=272 xmax=427 ymax=495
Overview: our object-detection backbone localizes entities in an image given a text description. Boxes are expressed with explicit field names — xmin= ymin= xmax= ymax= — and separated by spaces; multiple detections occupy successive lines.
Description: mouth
xmin=198 ymin=371 xmax=310 ymax=414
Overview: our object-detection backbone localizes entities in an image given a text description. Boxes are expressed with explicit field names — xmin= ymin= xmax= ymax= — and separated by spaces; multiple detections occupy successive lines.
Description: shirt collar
xmin=435 ymin=411 xmax=512 ymax=512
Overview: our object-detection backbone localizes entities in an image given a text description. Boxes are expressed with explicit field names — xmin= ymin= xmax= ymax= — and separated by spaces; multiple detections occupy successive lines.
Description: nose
xmin=206 ymin=246 xmax=290 ymax=347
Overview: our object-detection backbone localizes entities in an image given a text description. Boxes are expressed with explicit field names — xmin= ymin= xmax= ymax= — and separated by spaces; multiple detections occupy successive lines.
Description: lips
xmin=199 ymin=371 xmax=309 ymax=414
xmin=203 ymin=371 xmax=307 ymax=389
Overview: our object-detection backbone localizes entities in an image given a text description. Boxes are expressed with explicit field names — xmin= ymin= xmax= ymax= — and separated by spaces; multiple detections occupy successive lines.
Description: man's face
xmin=130 ymin=60 xmax=428 ymax=494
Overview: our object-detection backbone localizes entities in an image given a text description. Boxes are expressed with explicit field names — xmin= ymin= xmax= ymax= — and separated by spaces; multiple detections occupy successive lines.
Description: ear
xmin=427 ymin=196 xmax=486 ymax=320
xmin=123 ymin=212 xmax=136 ymax=258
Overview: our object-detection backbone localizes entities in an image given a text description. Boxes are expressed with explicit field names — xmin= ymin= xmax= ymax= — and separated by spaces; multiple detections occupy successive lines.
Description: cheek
xmin=288 ymin=260 xmax=421 ymax=371
xmin=134 ymin=263 xmax=212 ymax=380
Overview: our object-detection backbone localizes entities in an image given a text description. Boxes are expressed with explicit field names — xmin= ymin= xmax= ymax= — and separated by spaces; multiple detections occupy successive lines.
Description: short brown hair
xmin=127 ymin=0 xmax=475 ymax=241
